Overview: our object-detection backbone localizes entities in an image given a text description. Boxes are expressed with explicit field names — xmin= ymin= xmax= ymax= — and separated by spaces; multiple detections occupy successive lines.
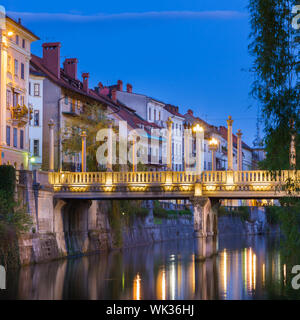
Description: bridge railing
xmin=234 ymin=170 xmax=300 ymax=184
xmin=49 ymin=170 xmax=300 ymax=187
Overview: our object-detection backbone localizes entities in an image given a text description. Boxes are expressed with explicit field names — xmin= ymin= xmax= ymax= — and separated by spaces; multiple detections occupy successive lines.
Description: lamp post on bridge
xmin=227 ymin=116 xmax=234 ymax=171
xmin=209 ymin=138 xmax=218 ymax=171
xmin=81 ymin=131 xmax=87 ymax=172
xmin=48 ymin=119 xmax=55 ymax=172
xmin=184 ymin=123 xmax=191 ymax=171
xmin=236 ymin=129 xmax=243 ymax=171
xmin=192 ymin=124 xmax=204 ymax=181
xmin=166 ymin=117 xmax=173 ymax=171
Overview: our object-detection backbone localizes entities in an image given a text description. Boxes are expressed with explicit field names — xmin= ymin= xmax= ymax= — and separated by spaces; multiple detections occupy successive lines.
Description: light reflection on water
xmin=0 ymin=234 xmax=295 ymax=300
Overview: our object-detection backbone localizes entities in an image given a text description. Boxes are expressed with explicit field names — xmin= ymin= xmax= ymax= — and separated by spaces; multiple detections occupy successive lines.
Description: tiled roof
xmin=6 ymin=15 xmax=40 ymax=40
xmin=164 ymin=104 xmax=185 ymax=118
xmin=30 ymin=54 xmax=120 ymax=109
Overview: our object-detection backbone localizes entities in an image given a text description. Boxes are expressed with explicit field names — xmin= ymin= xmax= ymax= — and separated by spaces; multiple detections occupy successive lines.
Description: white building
xmin=28 ymin=69 xmax=44 ymax=170
xmin=163 ymin=104 xmax=185 ymax=171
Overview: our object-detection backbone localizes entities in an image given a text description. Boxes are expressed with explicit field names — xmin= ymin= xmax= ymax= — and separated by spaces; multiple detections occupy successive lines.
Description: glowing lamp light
xmin=7 ymin=31 xmax=13 ymax=37
xmin=30 ymin=157 xmax=36 ymax=163
xmin=209 ymin=138 xmax=219 ymax=146
xmin=192 ymin=124 xmax=203 ymax=133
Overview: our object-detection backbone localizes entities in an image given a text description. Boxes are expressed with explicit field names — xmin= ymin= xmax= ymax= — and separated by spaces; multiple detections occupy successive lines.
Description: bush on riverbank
xmin=153 ymin=201 xmax=192 ymax=218
xmin=218 ymin=206 xmax=250 ymax=222
xmin=0 ymin=165 xmax=32 ymax=268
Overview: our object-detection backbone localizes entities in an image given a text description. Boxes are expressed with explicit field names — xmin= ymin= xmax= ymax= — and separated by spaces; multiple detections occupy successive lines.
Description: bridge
xmin=49 ymin=170 xmax=300 ymax=200
xmin=45 ymin=169 xmax=300 ymax=255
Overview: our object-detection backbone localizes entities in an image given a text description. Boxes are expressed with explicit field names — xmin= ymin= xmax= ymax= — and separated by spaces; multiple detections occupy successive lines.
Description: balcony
xmin=10 ymin=105 xmax=33 ymax=127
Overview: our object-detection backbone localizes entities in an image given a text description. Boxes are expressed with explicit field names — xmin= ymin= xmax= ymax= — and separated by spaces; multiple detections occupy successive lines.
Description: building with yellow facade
xmin=0 ymin=15 xmax=39 ymax=169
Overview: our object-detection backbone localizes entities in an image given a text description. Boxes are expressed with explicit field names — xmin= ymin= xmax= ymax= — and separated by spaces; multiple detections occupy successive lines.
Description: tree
xmin=248 ymin=0 xmax=300 ymax=170
xmin=61 ymin=103 xmax=110 ymax=171
xmin=0 ymin=166 xmax=32 ymax=268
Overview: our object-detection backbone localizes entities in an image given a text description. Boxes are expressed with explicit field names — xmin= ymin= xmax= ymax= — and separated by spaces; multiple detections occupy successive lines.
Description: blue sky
xmin=3 ymin=0 xmax=258 ymax=145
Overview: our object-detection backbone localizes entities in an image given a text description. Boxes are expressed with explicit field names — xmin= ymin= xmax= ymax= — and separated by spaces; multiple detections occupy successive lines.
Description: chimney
xmin=42 ymin=42 xmax=61 ymax=79
xmin=117 ymin=80 xmax=123 ymax=91
xmin=63 ymin=58 xmax=78 ymax=79
xmin=111 ymin=88 xmax=117 ymax=102
xmin=127 ymin=83 xmax=132 ymax=93
xmin=18 ymin=18 xmax=22 ymax=25
xmin=187 ymin=109 xmax=193 ymax=116
xmin=98 ymin=82 xmax=104 ymax=89
xmin=82 ymin=73 xmax=89 ymax=92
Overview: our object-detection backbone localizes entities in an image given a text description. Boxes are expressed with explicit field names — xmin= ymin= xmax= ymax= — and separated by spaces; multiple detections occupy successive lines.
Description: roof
xmin=30 ymin=54 xmax=120 ymax=109
xmin=184 ymin=110 xmax=214 ymax=130
xmin=110 ymin=103 xmax=162 ymax=136
xmin=164 ymin=104 xmax=185 ymax=118
xmin=6 ymin=15 xmax=40 ymax=40
xmin=218 ymin=126 xmax=252 ymax=151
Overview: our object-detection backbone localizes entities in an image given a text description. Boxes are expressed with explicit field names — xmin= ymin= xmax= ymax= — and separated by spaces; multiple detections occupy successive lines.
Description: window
xmin=29 ymin=82 xmax=31 ymax=95
xmin=149 ymin=108 xmax=151 ymax=121
xmin=21 ymin=63 xmax=25 ymax=79
xmin=13 ymin=93 xmax=18 ymax=107
xmin=154 ymin=109 xmax=156 ymax=121
xmin=22 ymin=39 xmax=26 ymax=49
xmin=34 ymin=110 xmax=39 ymax=126
xmin=65 ymin=96 xmax=68 ymax=104
xmin=33 ymin=140 xmax=39 ymax=156
xmin=13 ymin=128 xmax=17 ymax=148
xmin=20 ymin=130 xmax=24 ymax=149
xmin=16 ymin=35 xmax=19 ymax=45
xmin=20 ymin=96 xmax=24 ymax=106
xmin=208 ymin=162 xmax=212 ymax=170
xmin=204 ymin=161 xmax=207 ymax=170
xmin=34 ymin=83 xmax=40 ymax=96
xmin=6 ymin=89 xmax=11 ymax=108
xmin=6 ymin=126 xmax=10 ymax=146
xmin=14 ymin=59 xmax=18 ymax=76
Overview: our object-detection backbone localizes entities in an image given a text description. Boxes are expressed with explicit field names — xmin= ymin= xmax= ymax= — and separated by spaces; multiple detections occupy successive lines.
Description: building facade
xmin=28 ymin=69 xmax=44 ymax=170
xmin=30 ymin=42 xmax=120 ymax=172
xmin=0 ymin=16 xmax=38 ymax=169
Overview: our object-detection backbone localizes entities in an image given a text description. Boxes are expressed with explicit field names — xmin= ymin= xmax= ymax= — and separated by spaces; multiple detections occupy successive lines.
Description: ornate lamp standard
xmin=166 ymin=117 xmax=173 ymax=171
xmin=227 ymin=116 xmax=234 ymax=170
xmin=209 ymin=138 xmax=219 ymax=171
xmin=80 ymin=131 xmax=87 ymax=172
xmin=192 ymin=124 xmax=204 ymax=181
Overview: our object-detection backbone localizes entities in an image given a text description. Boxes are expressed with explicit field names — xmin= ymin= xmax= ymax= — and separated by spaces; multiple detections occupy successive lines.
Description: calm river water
xmin=1 ymin=234 xmax=299 ymax=300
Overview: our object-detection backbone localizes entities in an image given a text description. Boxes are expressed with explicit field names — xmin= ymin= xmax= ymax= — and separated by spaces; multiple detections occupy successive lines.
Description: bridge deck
xmin=48 ymin=170 xmax=300 ymax=200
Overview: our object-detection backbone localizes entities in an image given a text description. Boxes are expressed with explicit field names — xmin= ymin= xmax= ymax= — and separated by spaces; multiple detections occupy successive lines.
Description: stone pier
xmin=191 ymin=197 xmax=219 ymax=260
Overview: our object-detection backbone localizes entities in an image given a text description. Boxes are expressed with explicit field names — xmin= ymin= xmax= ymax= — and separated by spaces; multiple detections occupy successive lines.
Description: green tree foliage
xmin=0 ymin=166 xmax=32 ymax=268
xmin=61 ymin=103 xmax=110 ymax=171
xmin=248 ymin=0 xmax=300 ymax=170
xmin=248 ymin=0 xmax=300 ymax=269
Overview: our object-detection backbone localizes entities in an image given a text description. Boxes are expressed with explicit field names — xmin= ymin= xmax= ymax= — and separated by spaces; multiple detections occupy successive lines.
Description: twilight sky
xmin=3 ymin=0 xmax=259 ymax=145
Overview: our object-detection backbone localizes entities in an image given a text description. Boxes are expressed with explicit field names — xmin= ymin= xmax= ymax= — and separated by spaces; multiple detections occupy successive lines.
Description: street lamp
xmin=209 ymin=138 xmax=219 ymax=171
xmin=192 ymin=124 xmax=204 ymax=179
xmin=80 ymin=131 xmax=87 ymax=172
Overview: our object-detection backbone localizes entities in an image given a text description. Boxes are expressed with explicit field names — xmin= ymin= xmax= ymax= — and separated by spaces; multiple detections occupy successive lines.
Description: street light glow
xmin=192 ymin=124 xmax=203 ymax=133
xmin=209 ymin=138 xmax=218 ymax=146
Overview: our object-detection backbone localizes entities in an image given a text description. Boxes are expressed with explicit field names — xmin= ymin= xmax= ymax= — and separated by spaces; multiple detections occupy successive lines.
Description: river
xmin=0 ymin=234 xmax=299 ymax=300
